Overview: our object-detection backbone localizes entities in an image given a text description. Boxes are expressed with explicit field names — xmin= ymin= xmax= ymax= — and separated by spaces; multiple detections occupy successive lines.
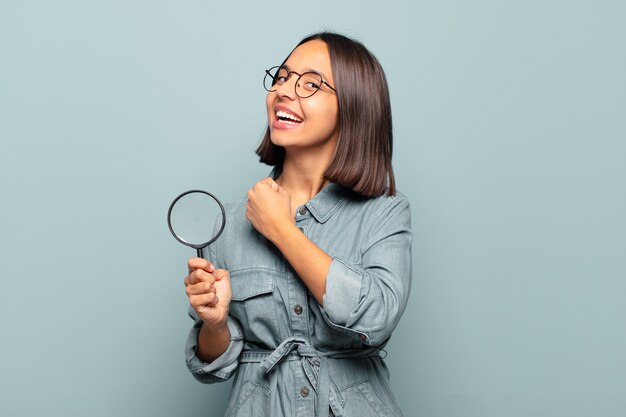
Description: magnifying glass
xmin=167 ymin=190 xmax=226 ymax=258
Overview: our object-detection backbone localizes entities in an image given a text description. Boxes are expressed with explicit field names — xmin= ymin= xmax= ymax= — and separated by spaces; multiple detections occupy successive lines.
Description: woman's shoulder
xmin=220 ymin=197 xmax=249 ymax=229
xmin=326 ymin=186 xmax=411 ymax=234
xmin=223 ymin=196 xmax=248 ymax=213
xmin=344 ymin=187 xmax=410 ymax=213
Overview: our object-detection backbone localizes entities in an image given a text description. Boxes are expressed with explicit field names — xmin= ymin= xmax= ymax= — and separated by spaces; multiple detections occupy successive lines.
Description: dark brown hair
xmin=256 ymin=32 xmax=395 ymax=197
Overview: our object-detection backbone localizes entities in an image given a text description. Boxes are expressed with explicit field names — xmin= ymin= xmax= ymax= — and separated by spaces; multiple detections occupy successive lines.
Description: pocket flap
xmin=230 ymin=269 xmax=275 ymax=301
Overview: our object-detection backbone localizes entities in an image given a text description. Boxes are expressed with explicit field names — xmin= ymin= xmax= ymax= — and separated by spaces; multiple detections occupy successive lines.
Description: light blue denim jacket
xmin=185 ymin=181 xmax=412 ymax=417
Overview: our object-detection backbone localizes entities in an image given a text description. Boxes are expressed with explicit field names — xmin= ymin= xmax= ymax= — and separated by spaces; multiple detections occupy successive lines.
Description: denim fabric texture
xmin=185 ymin=181 xmax=412 ymax=417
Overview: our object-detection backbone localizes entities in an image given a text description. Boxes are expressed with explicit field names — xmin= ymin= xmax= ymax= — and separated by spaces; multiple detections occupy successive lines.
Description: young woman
xmin=183 ymin=32 xmax=412 ymax=417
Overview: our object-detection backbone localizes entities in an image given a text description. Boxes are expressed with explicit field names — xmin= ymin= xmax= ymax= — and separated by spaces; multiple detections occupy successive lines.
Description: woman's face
xmin=265 ymin=40 xmax=339 ymax=157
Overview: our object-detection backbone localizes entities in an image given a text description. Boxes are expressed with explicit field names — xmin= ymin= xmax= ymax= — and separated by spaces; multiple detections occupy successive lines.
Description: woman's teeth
xmin=276 ymin=110 xmax=303 ymax=123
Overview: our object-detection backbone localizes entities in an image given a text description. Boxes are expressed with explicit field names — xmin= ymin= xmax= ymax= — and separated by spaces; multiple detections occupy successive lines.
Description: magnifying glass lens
xmin=167 ymin=190 xmax=226 ymax=257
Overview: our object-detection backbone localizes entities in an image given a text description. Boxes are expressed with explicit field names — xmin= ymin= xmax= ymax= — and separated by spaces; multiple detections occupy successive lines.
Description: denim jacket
xmin=185 ymin=182 xmax=412 ymax=417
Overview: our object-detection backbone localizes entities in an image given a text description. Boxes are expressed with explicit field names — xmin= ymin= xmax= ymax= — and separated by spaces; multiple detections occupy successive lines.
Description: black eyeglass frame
xmin=263 ymin=66 xmax=337 ymax=98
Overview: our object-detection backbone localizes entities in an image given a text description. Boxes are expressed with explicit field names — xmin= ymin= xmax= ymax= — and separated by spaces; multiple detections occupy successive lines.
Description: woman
xmin=184 ymin=32 xmax=412 ymax=417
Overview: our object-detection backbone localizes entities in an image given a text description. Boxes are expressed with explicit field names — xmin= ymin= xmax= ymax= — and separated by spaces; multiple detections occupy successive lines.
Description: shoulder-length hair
xmin=256 ymin=32 xmax=395 ymax=197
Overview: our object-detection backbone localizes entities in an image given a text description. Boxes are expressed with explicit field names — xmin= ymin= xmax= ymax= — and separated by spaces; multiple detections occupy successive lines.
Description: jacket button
xmin=359 ymin=334 xmax=367 ymax=343
xmin=298 ymin=206 xmax=308 ymax=215
xmin=300 ymin=387 xmax=309 ymax=397
xmin=294 ymin=304 xmax=303 ymax=315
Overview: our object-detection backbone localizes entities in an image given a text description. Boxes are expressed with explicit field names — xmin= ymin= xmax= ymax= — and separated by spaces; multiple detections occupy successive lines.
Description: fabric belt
xmin=239 ymin=336 xmax=381 ymax=417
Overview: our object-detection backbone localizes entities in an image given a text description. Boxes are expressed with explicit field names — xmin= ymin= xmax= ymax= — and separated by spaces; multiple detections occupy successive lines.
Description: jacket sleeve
xmin=321 ymin=194 xmax=412 ymax=346
xmin=184 ymin=221 xmax=244 ymax=383
xmin=185 ymin=307 xmax=244 ymax=383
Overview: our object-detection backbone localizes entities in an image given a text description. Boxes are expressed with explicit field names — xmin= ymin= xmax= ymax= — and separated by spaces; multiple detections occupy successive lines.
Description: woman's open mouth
xmin=276 ymin=110 xmax=303 ymax=125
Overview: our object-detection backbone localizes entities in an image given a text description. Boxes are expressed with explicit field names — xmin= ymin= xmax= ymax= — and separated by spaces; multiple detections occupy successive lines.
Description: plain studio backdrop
xmin=1 ymin=1 xmax=624 ymax=416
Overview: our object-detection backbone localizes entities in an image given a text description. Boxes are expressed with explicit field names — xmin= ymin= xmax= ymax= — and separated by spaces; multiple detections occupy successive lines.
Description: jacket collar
xmin=269 ymin=167 xmax=351 ymax=224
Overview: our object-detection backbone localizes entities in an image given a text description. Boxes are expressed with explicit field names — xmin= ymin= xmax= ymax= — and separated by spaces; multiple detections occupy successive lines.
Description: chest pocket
xmin=229 ymin=268 xmax=278 ymax=346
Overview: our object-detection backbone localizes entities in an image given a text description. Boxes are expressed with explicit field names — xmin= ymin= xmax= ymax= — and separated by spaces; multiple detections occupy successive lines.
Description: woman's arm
xmin=268 ymin=220 xmax=331 ymax=305
xmin=185 ymin=258 xmax=233 ymax=362
xmin=246 ymin=177 xmax=412 ymax=345
xmin=320 ymin=197 xmax=412 ymax=345
xmin=245 ymin=178 xmax=331 ymax=305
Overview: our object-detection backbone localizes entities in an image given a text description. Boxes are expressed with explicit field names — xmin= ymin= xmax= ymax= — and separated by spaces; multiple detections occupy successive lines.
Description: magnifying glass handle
xmin=197 ymin=247 xmax=204 ymax=259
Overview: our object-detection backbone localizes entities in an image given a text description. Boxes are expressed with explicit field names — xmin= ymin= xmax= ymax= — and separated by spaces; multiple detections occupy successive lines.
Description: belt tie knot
xmin=241 ymin=337 xmax=381 ymax=417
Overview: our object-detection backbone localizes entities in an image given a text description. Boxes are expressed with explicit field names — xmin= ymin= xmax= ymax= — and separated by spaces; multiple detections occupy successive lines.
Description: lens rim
xmin=167 ymin=189 xmax=226 ymax=250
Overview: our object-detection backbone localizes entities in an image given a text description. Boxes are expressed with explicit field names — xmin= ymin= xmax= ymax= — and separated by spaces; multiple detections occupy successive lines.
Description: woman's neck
xmin=276 ymin=154 xmax=331 ymax=206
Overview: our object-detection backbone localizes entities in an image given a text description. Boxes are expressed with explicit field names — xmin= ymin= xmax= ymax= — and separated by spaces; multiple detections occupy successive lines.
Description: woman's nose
xmin=275 ymin=74 xmax=298 ymax=99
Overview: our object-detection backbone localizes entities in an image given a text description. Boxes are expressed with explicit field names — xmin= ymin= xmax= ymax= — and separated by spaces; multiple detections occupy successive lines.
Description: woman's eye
xmin=300 ymin=73 xmax=322 ymax=91
xmin=275 ymin=76 xmax=288 ymax=84
xmin=305 ymin=82 xmax=320 ymax=89
xmin=301 ymin=80 xmax=320 ymax=91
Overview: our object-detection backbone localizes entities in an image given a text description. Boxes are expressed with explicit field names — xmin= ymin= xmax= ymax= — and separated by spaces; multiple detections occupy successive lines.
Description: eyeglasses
xmin=263 ymin=66 xmax=337 ymax=98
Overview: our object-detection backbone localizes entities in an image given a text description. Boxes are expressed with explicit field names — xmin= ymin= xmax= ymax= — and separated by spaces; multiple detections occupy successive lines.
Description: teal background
xmin=1 ymin=1 xmax=624 ymax=416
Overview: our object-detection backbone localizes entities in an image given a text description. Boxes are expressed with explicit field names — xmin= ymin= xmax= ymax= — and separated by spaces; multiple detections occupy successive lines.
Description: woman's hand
xmin=246 ymin=177 xmax=293 ymax=242
xmin=184 ymin=258 xmax=231 ymax=329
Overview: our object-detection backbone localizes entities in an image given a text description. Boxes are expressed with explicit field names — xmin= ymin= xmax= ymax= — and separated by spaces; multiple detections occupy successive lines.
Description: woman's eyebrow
xmin=303 ymin=67 xmax=324 ymax=76
xmin=282 ymin=64 xmax=326 ymax=77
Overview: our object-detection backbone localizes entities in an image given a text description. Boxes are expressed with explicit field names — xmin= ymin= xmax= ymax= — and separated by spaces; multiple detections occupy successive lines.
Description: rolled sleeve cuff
xmin=185 ymin=313 xmax=244 ymax=383
xmin=322 ymin=258 xmax=363 ymax=326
